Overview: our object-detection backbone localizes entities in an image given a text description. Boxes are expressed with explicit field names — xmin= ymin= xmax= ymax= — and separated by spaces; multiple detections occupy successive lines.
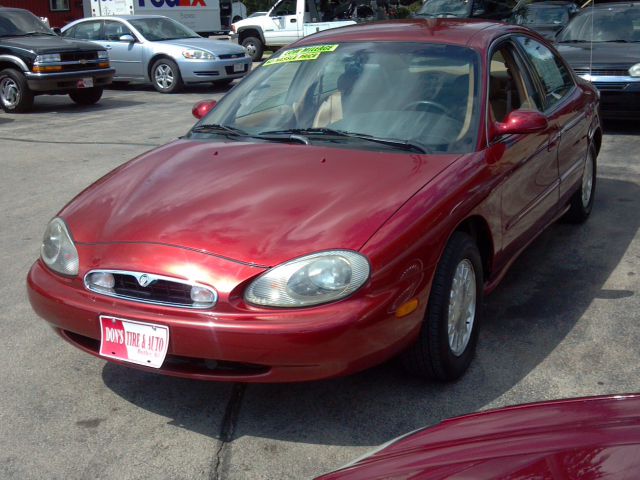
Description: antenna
xmin=589 ymin=0 xmax=594 ymax=77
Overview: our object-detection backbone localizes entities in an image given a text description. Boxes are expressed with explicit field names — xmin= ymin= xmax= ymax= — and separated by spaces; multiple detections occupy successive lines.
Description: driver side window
xmin=488 ymin=45 xmax=533 ymax=123
xmin=272 ymin=0 xmax=297 ymax=16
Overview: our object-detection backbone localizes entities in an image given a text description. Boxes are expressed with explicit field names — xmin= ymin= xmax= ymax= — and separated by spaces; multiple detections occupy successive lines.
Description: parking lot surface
xmin=1 ymin=85 xmax=639 ymax=480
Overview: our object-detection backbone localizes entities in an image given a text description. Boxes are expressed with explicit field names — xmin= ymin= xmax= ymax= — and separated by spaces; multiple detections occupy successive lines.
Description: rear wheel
xmin=151 ymin=58 xmax=183 ymax=93
xmin=402 ymin=232 xmax=483 ymax=381
xmin=564 ymin=144 xmax=596 ymax=224
xmin=69 ymin=87 xmax=103 ymax=105
xmin=0 ymin=68 xmax=34 ymax=113
xmin=242 ymin=36 xmax=264 ymax=62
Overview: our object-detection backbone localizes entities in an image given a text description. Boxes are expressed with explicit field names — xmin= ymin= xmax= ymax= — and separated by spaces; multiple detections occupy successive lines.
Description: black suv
xmin=0 ymin=7 xmax=115 ymax=112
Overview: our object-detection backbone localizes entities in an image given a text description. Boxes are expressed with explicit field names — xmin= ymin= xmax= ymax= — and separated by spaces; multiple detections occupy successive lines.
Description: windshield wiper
xmin=191 ymin=123 xmax=249 ymax=136
xmin=258 ymin=128 xmax=429 ymax=153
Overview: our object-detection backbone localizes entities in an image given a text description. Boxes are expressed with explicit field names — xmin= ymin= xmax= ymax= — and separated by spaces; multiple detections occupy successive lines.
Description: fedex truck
xmin=86 ymin=0 xmax=247 ymax=34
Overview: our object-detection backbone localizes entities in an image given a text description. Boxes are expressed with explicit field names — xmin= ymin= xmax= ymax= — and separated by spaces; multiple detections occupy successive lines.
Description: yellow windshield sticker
xmin=263 ymin=44 xmax=339 ymax=66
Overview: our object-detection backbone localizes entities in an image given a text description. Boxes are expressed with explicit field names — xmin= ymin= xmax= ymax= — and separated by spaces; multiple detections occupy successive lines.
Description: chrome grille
xmin=574 ymin=68 xmax=629 ymax=76
xmin=84 ymin=270 xmax=217 ymax=309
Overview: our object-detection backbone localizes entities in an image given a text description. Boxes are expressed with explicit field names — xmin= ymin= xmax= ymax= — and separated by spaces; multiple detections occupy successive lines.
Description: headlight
xmin=34 ymin=53 xmax=61 ymax=63
xmin=40 ymin=218 xmax=79 ymax=276
xmin=244 ymin=250 xmax=370 ymax=307
xmin=182 ymin=49 xmax=215 ymax=60
xmin=629 ymin=63 xmax=640 ymax=77
xmin=97 ymin=50 xmax=109 ymax=60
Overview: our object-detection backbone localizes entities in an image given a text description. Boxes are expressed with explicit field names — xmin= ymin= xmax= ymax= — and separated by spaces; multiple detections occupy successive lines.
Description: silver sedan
xmin=61 ymin=15 xmax=252 ymax=93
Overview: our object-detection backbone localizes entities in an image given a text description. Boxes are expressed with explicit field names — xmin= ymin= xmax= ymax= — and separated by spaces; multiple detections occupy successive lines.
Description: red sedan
xmin=316 ymin=394 xmax=640 ymax=479
xmin=27 ymin=19 xmax=601 ymax=383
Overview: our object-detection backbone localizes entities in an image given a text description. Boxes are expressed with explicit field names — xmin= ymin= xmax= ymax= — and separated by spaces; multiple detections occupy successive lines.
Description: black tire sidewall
xmin=0 ymin=68 xmax=34 ymax=113
xmin=151 ymin=59 xmax=183 ymax=93
xmin=242 ymin=36 xmax=263 ymax=62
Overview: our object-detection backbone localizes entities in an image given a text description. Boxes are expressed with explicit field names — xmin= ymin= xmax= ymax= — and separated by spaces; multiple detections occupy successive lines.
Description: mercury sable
xmin=27 ymin=20 xmax=601 ymax=383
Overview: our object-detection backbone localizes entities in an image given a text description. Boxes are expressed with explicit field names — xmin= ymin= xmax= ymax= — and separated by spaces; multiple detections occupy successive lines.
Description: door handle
xmin=290 ymin=18 xmax=297 ymax=22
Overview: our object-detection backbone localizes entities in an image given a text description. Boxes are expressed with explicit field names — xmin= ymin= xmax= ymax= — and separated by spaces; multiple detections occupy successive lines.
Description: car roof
xmin=590 ymin=1 xmax=640 ymax=7
xmin=294 ymin=19 xmax=541 ymax=51
xmin=71 ymin=15 xmax=170 ymax=21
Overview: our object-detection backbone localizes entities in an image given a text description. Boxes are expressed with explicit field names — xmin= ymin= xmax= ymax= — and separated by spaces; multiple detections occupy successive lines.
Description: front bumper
xmin=27 ymin=243 xmax=424 ymax=382
xmin=179 ymin=56 xmax=252 ymax=84
xmin=577 ymin=73 xmax=640 ymax=118
xmin=25 ymin=68 xmax=115 ymax=92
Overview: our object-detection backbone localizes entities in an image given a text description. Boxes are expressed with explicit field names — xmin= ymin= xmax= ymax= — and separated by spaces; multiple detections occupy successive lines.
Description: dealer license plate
xmin=77 ymin=77 xmax=94 ymax=88
xmin=233 ymin=63 xmax=244 ymax=73
xmin=99 ymin=316 xmax=169 ymax=369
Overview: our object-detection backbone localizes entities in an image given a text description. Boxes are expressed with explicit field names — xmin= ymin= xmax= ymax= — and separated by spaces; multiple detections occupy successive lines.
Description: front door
xmin=100 ymin=20 xmax=144 ymax=80
xmin=265 ymin=0 xmax=301 ymax=46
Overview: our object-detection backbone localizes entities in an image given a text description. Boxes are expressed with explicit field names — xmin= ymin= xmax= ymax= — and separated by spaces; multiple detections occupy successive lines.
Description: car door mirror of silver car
xmin=192 ymin=100 xmax=217 ymax=119
xmin=119 ymin=34 xmax=135 ymax=43
xmin=492 ymin=109 xmax=549 ymax=140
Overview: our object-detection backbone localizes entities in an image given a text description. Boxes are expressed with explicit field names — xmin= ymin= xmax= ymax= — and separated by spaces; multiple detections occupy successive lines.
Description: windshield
xmin=417 ymin=0 xmax=471 ymax=17
xmin=558 ymin=7 xmax=640 ymax=42
xmin=128 ymin=17 xmax=200 ymax=41
xmin=196 ymin=42 xmax=480 ymax=154
xmin=517 ymin=6 xmax=569 ymax=25
xmin=0 ymin=9 xmax=56 ymax=37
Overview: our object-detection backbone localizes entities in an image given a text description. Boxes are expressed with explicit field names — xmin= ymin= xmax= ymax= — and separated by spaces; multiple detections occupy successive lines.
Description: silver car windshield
xmin=129 ymin=17 xmax=200 ymax=41
xmin=199 ymin=42 xmax=480 ymax=154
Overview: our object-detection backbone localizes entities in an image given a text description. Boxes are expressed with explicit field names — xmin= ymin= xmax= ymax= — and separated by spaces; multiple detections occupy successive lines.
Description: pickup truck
xmin=231 ymin=0 xmax=355 ymax=61
xmin=0 ymin=7 xmax=114 ymax=113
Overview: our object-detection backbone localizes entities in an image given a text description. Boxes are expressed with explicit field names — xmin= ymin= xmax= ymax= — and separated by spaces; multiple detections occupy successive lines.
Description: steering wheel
xmin=402 ymin=100 xmax=450 ymax=116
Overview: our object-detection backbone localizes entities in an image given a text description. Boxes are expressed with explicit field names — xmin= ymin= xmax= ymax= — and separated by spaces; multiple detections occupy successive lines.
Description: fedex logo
xmin=138 ymin=0 xmax=207 ymax=6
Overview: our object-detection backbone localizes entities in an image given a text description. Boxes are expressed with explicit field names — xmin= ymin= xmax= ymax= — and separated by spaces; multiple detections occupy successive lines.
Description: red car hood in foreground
xmin=318 ymin=394 xmax=640 ymax=479
xmin=61 ymin=140 xmax=458 ymax=266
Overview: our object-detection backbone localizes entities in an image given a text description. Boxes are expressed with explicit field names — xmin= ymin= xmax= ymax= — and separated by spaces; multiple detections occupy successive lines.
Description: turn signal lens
xmin=395 ymin=298 xmax=419 ymax=318
xmin=191 ymin=286 xmax=215 ymax=304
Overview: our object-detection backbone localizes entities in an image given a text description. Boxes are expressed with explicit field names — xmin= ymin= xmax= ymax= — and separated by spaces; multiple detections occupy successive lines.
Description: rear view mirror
xmin=492 ymin=109 xmax=548 ymax=139
xmin=192 ymin=100 xmax=217 ymax=119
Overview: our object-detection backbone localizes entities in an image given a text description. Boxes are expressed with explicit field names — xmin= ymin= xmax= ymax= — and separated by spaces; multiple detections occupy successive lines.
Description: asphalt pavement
xmin=1 ymin=83 xmax=639 ymax=480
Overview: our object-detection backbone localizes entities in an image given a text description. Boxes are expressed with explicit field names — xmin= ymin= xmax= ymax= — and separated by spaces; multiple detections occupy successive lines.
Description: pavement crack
xmin=0 ymin=137 xmax=160 ymax=147
xmin=212 ymin=383 xmax=246 ymax=480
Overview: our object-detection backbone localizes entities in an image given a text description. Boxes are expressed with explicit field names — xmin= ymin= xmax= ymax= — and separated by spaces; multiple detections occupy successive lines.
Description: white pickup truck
xmin=231 ymin=0 xmax=355 ymax=61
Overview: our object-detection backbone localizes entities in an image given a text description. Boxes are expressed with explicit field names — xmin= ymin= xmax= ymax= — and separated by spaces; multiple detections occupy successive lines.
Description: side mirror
xmin=52 ymin=27 xmax=62 ymax=35
xmin=119 ymin=34 xmax=135 ymax=43
xmin=192 ymin=99 xmax=217 ymax=119
xmin=492 ymin=109 xmax=548 ymax=139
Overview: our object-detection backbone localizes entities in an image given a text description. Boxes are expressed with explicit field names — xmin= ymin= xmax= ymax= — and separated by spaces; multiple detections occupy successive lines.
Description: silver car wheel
xmin=0 ymin=77 xmax=20 ymax=109
xmin=154 ymin=64 xmax=174 ymax=90
xmin=581 ymin=149 xmax=594 ymax=208
xmin=244 ymin=41 xmax=257 ymax=57
xmin=447 ymin=259 xmax=476 ymax=357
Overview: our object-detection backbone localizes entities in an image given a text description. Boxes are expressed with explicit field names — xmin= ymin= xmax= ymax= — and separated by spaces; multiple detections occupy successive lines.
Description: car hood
xmin=319 ymin=394 xmax=640 ymax=479
xmin=158 ymin=37 xmax=246 ymax=55
xmin=61 ymin=139 xmax=458 ymax=267
xmin=557 ymin=41 xmax=640 ymax=68
xmin=1 ymin=34 xmax=103 ymax=54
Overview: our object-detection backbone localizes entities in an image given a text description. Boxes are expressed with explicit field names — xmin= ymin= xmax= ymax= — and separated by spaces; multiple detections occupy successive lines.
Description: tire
xmin=0 ymin=68 xmax=34 ymax=113
xmin=564 ymin=144 xmax=597 ymax=224
xmin=242 ymin=36 xmax=264 ymax=62
xmin=69 ymin=87 xmax=103 ymax=105
xmin=402 ymin=232 xmax=483 ymax=381
xmin=151 ymin=58 xmax=183 ymax=93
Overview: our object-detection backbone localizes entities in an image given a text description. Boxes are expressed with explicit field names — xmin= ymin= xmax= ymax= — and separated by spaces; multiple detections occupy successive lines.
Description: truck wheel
xmin=151 ymin=58 xmax=183 ymax=93
xmin=242 ymin=36 xmax=264 ymax=62
xmin=69 ymin=87 xmax=104 ymax=105
xmin=0 ymin=68 xmax=34 ymax=113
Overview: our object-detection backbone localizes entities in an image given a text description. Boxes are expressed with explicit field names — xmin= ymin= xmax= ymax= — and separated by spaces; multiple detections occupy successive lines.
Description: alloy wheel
xmin=447 ymin=258 xmax=476 ymax=356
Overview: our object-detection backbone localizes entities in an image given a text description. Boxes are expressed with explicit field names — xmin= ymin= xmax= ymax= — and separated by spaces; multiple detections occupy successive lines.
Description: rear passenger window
xmin=515 ymin=36 xmax=574 ymax=111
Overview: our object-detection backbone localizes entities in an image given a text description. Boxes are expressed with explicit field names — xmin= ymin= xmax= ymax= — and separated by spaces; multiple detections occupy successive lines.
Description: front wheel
xmin=402 ymin=232 xmax=483 ymax=381
xmin=242 ymin=36 xmax=264 ymax=62
xmin=151 ymin=58 xmax=183 ymax=93
xmin=564 ymin=144 xmax=597 ymax=224
xmin=69 ymin=87 xmax=103 ymax=105
xmin=0 ymin=68 xmax=34 ymax=113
